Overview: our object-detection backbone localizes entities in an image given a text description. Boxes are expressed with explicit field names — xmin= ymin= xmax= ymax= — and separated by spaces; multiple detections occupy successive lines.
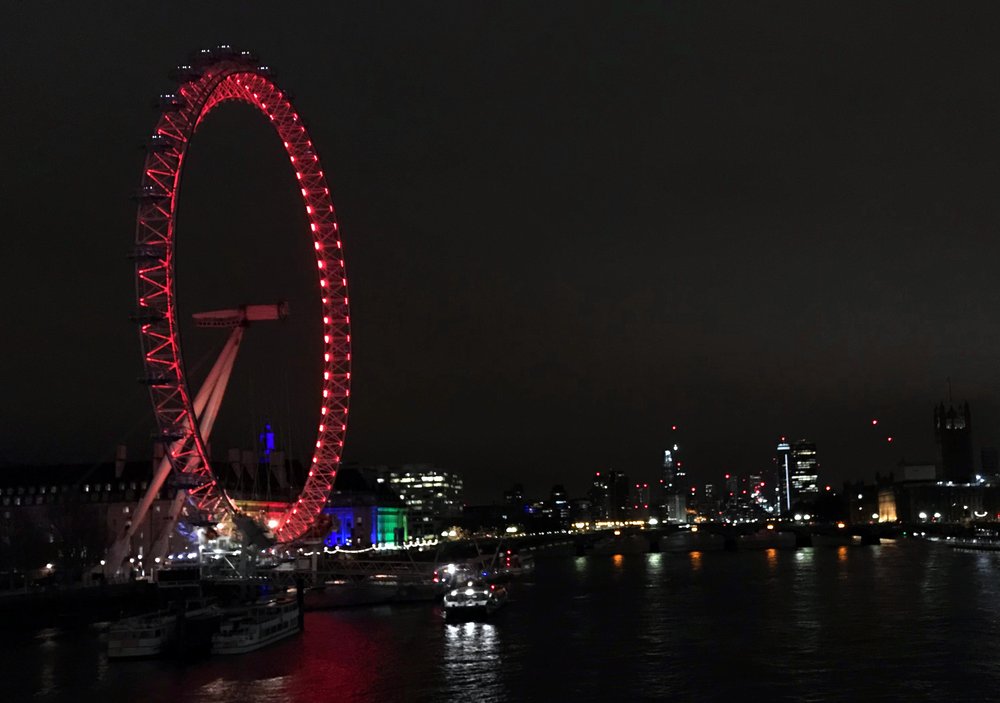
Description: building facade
xmin=790 ymin=440 xmax=820 ymax=505
xmin=0 ymin=456 xmax=186 ymax=582
xmin=935 ymin=402 xmax=974 ymax=483
xmin=385 ymin=465 xmax=463 ymax=538
xmin=324 ymin=467 xmax=408 ymax=548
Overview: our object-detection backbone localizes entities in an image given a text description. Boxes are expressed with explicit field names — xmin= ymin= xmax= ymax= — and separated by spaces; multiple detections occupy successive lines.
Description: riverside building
xmin=386 ymin=465 xmax=463 ymax=538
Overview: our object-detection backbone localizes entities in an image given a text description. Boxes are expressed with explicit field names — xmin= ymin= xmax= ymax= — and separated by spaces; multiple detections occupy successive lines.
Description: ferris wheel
xmin=107 ymin=47 xmax=351 ymax=576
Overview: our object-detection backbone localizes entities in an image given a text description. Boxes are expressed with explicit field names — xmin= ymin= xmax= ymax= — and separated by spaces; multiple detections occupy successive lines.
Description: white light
xmin=45 ymin=563 xmax=54 ymax=570
xmin=857 ymin=494 xmax=863 ymax=500
xmin=267 ymin=519 xmax=280 ymax=529
xmin=794 ymin=514 xmax=802 ymax=521
xmin=505 ymin=526 xmax=518 ymax=533
xmin=154 ymin=557 xmax=161 ymax=564
xmin=100 ymin=559 xmax=106 ymax=566
xmin=933 ymin=512 xmax=942 ymax=519
xmin=803 ymin=514 xmax=811 ymax=520
xmin=647 ymin=517 xmax=659 ymax=526
xmin=918 ymin=512 xmax=928 ymax=520
xmin=871 ymin=513 xmax=879 ymax=520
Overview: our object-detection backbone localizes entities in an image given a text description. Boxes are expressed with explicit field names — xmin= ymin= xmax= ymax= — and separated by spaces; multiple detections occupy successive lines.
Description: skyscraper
xmin=775 ymin=438 xmax=793 ymax=515
xmin=935 ymin=402 xmax=974 ymax=483
xmin=589 ymin=472 xmax=609 ymax=520
xmin=589 ymin=470 xmax=630 ymax=522
xmin=790 ymin=440 xmax=820 ymax=503
xmin=608 ymin=470 xmax=630 ymax=521
xmin=663 ymin=443 xmax=688 ymax=523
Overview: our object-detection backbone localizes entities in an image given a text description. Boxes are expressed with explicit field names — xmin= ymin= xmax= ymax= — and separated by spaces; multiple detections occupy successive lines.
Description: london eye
xmin=107 ymin=47 xmax=351 ymax=575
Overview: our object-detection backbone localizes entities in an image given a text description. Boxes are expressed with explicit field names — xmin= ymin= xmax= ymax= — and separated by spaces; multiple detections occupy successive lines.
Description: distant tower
xmin=606 ymin=470 xmax=630 ymax=522
xmin=790 ymin=440 xmax=820 ymax=503
xmin=663 ymin=441 xmax=688 ymax=523
xmin=775 ymin=438 xmax=793 ymax=515
xmin=935 ymin=402 xmax=974 ymax=483
xmin=588 ymin=473 xmax=609 ymax=521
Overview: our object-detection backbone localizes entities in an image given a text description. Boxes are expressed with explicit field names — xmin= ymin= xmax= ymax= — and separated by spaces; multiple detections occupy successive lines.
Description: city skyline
xmin=8 ymin=6 xmax=1000 ymax=700
xmin=8 ymin=3 xmax=1000 ymax=503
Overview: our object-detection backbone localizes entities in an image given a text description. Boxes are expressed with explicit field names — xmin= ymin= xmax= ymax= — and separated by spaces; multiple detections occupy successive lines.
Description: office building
xmin=385 ymin=465 xmax=463 ymax=538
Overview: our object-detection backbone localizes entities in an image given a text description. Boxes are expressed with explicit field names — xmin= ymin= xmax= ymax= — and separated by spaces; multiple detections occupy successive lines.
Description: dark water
xmin=6 ymin=542 xmax=1000 ymax=702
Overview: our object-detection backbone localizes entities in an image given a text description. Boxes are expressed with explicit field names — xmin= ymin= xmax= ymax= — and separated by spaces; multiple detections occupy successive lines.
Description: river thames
xmin=5 ymin=541 xmax=1000 ymax=701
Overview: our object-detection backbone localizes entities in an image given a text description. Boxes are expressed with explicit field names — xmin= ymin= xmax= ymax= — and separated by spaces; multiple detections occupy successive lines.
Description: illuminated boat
xmin=442 ymin=580 xmax=507 ymax=620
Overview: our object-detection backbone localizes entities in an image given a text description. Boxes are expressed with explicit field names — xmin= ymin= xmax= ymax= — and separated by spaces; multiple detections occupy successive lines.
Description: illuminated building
xmin=935 ymin=402 xmax=974 ymax=483
xmin=775 ymin=438 xmax=793 ymax=515
xmin=386 ymin=465 xmax=463 ymax=538
xmin=663 ymin=438 xmax=689 ymax=523
xmin=589 ymin=472 xmax=610 ymax=520
xmin=324 ymin=467 xmax=408 ymax=548
xmin=790 ymin=440 xmax=820 ymax=504
xmin=548 ymin=485 xmax=570 ymax=526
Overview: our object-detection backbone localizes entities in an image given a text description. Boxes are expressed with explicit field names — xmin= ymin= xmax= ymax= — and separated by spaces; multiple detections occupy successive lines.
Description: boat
xmin=496 ymin=550 xmax=534 ymax=579
xmin=442 ymin=580 xmax=508 ymax=620
xmin=107 ymin=597 xmax=221 ymax=659
xmin=949 ymin=537 xmax=1000 ymax=552
xmin=211 ymin=598 xmax=300 ymax=654
xmin=107 ymin=610 xmax=176 ymax=659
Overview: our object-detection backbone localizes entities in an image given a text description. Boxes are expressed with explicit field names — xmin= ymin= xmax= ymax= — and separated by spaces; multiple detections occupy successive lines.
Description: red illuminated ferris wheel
xmin=119 ymin=47 xmax=350 ymax=570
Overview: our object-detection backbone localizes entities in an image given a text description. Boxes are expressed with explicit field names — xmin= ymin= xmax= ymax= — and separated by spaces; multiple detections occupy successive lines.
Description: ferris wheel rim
xmin=133 ymin=51 xmax=351 ymax=543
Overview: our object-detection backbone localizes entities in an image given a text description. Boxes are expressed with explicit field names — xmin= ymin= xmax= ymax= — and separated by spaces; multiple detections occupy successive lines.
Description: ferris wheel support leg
xmin=151 ymin=326 xmax=244 ymax=564
xmin=148 ymin=489 xmax=188 ymax=568
xmin=104 ymin=326 xmax=244 ymax=579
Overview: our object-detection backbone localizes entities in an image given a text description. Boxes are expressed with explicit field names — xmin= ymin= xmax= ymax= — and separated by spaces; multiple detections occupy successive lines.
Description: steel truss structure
xmin=133 ymin=47 xmax=350 ymax=543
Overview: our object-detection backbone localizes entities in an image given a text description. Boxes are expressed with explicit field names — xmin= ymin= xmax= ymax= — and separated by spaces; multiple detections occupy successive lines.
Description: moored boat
xmin=211 ymin=598 xmax=300 ymax=655
xmin=107 ymin=597 xmax=221 ymax=659
xmin=107 ymin=611 xmax=175 ymax=659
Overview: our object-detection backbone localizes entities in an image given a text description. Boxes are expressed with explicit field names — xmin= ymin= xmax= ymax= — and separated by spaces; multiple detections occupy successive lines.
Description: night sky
xmin=5 ymin=2 xmax=1000 ymax=502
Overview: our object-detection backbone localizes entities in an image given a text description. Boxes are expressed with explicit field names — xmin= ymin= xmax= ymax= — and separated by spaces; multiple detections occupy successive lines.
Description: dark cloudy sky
xmin=4 ymin=1 xmax=1000 ymax=502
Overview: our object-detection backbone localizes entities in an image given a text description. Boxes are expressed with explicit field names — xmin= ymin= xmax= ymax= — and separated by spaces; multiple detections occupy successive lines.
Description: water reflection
xmin=443 ymin=621 xmax=504 ymax=701
xmin=199 ymin=675 xmax=290 ymax=703
xmin=13 ymin=545 xmax=1000 ymax=702
xmin=646 ymin=553 xmax=663 ymax=579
